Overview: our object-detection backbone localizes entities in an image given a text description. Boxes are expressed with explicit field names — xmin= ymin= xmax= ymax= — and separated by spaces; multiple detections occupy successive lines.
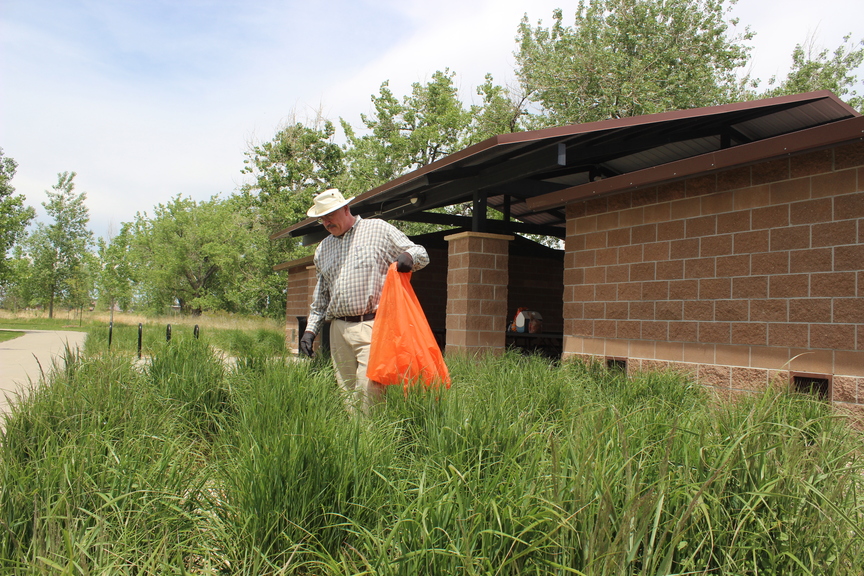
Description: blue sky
xmin=2 ymin=0 xmax=862 ymax=240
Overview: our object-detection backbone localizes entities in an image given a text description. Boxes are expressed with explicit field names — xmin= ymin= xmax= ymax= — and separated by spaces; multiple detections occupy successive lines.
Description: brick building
xmin=272 ymin=91 xmax=863 ymax=418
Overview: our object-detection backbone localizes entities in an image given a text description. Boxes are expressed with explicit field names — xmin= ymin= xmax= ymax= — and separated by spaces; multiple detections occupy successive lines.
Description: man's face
xmin=319 ymin=206 xmax=354 ymax=237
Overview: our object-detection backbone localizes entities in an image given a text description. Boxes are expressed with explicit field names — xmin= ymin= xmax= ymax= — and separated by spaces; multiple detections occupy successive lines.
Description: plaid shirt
xmin=305 ymin=216 xmax=429 ymax=335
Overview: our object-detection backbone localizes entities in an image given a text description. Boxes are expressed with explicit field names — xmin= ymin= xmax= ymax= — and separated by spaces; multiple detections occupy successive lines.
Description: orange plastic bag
xmin=367 ymin=263 xmax=451 ymax=390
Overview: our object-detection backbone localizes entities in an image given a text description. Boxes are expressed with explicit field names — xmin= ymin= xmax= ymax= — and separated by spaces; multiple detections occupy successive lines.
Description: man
xmin=299 ymin=188 xmax=429 ymax=414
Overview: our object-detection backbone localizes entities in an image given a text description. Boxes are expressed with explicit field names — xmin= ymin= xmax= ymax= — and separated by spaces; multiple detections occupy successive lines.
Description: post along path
xmin=0 ymin=329 xmax=88 ymax=414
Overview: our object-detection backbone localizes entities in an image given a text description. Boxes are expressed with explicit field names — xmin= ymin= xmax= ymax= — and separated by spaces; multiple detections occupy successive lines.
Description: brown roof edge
xmin=270 ymin=218 xmax=316 ymax=240
xmin=272 ymin=254 xmax=314 ymax=272
xmin=350 ymin=135 xmax=506 ymax=201
xmin=270 ymin=91 xmax=858 ymax=240
xmin=527 ymin=115 xmax=864 ymax=212
xmin=495 ymin=90 xmax=859 ymax=144
xmin=269 ymin=135 xmax=507 ymax=240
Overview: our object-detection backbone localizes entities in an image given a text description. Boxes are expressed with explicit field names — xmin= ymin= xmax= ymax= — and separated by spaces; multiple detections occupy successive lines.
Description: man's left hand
xmin=396 ymin=252 xmax=413 ymax=273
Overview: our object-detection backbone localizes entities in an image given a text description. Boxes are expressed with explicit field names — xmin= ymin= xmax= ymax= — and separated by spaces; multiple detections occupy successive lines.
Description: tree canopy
xmin=129 ymin=195 xmax=260 ymax=315
xmin=2 ymin=1 xmax=862 ymax=317
xmin=761 ymin=33 xmax=864 ymax=110
xmin=515 ymin=0 xmax=755 ymax=125
xmin=24 ymin=172 xmax=94 ymax=317
xmin=340 ymin=69 xmax=475 ymax=195
xmin=0 ymin=149 xmax=35 ymax=287
xmin=242 ymin=115 xmax=344 ymax=234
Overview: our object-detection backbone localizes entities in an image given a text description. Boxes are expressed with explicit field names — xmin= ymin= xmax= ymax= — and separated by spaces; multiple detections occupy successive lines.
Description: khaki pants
xmin=329 ymin=318 xmax=385 ymax=414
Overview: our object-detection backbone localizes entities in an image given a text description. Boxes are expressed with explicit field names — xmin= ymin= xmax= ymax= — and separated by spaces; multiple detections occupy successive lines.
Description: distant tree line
xmin=1 ymin=0 xmax=862 ymax=318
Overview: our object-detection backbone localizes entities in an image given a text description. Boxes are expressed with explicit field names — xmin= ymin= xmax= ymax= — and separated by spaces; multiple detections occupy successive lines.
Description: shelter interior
xmin=407 ymin=230 xmax=565 ymax=356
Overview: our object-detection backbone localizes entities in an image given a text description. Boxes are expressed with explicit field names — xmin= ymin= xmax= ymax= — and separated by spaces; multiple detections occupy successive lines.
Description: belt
xmin=335 ymin=312 xmax=376 ymax=323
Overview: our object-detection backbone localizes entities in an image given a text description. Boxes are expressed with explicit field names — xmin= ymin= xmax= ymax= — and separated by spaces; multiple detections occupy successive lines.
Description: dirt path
xmin=0 ymin=329 xmax=88 ymax=414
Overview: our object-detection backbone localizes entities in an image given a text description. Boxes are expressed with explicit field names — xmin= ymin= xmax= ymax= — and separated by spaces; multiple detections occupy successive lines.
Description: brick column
xmin=278 ymin=256 xmax=315 ymax=353
xmin=444 ymin=231 xmax=514 ymax=355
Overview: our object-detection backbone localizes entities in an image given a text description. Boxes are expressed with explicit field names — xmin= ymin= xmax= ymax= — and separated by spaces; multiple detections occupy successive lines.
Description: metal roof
xmin=271 ymin=90 xmax=861 ymax=244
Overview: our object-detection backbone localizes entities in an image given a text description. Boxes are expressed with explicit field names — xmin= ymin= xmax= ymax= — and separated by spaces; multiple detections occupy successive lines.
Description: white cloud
xmin=730 ymin=0 xmax=864 ymax=84
xmin=1 ymin=0 xmax=862 ymax=240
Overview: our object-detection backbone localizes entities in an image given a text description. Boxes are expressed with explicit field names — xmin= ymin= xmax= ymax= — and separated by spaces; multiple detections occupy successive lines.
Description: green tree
xmin=465 ymin=74 xmax=532 ymax=144
xmin=240 ymin=114 xmax=347 ymax=316
xmin=25 ymin=172 xmax=94 ymax=318
xmin=220 ymin=194 xmax=290 ymax=318
xmin=341 ymin=69 xmax=474 ymax=194
xmin=242 ymin=114 xmax=344 ymax=234
xmin=0 ymin=149 xmax=36 ymax=287
xmin=0 ymin=245 xmax=33 ymax=310
xmin=130 ymin=195 xmax=263 ymax=316
xmin=95 ymin=223 xmax=135 ymax=314
xmin=515 ymin=0 xmax=754 ymax=126
xmin=762 ymin=34 xmax=864 ymax=111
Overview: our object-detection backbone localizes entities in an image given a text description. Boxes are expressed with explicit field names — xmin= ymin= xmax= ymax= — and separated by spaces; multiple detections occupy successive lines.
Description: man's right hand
xmin=299 ymin=331 xmax=316 ymax=357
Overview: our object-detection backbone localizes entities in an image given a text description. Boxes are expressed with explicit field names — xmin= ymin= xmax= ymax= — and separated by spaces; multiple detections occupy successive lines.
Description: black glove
xmin=299 ymin=331 xmax=316 ymax=357
xmin=396 ymin=252 xmax=413 ymax=273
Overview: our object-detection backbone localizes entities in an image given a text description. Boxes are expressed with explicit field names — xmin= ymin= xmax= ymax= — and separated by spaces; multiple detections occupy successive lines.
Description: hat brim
xmin=307 ymin=197 xmax=351 ymax=218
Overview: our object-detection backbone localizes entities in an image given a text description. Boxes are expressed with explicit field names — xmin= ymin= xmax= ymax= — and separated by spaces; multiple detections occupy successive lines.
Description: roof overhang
xmin=270 ymin=90 xmax=860 ymax=244
xmin=528 ymin=114 xmax=864 ymax=211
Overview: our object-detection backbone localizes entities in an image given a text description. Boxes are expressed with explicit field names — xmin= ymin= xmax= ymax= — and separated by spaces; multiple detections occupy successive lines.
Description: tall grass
xmin=1 ymin=345 xmax=861 ymax=574
xmin=82 ymin=317 xmax=287 ymax=360
xmin=0 ymin=347 xmax=209 ymax=573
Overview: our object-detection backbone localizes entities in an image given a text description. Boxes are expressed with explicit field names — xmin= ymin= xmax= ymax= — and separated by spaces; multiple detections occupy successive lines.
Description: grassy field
xmin=0 ymin=309 xmax=283 ymax=332
xmin=0 ymin=330 xmax=23 ymax=343
xmin=0 ymin=332 xmax=862 ymax=574
xmin=0 ymin=309 xmax=287 ymax=358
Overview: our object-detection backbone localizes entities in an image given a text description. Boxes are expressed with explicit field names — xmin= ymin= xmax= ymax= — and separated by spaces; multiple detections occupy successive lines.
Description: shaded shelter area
xmin=404 ymin=231 xmax=565 ymax=354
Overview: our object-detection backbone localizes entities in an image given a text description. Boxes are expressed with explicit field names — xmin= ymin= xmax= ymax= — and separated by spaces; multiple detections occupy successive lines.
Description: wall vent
xmin=606 ymin=357 xmax=627 ymax=372
xmin=791 ymin=372 xmax=831 ymax=400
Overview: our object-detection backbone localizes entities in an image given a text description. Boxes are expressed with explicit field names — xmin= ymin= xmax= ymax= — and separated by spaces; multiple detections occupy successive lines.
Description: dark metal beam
xmin=300 ymin=228 xmax=330 ymax=246
xmin=552 ymin=106 xmax=783 ymax=172
xmin=396 ymin=211 xmax=566 ymax=238
xmin=480 ymin=179 xmax=569 ymax=200
xmin=414 ymin=142 xmax=568 ymax=212
xmin=425 ymin=166 xmax=483 ymax=184
xmin=472 ymin=190 xmax=487 ymax=233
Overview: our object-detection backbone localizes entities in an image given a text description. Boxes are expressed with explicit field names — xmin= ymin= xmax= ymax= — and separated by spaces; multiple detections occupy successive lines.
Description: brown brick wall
xmin=282 ymin=257 xmax=315 ymax=352
xmin=445 ymin=232 xmax=513 ymax=355
xmin=563 ymin=140 xmax=864 ymax=408
xmin=411 ymin=246 xmax=448 ymax=346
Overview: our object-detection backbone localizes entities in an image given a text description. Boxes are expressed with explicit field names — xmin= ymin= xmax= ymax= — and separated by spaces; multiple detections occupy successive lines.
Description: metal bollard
xmin=108 ymin=321 xmax=113 ymax=348
xmin=137 ymin=323 xmax=143 ymax=359
xmin=194 ymin=325 xmax=199 ymax=339
xmin=166 ymin=324 xmax=172 ymax=342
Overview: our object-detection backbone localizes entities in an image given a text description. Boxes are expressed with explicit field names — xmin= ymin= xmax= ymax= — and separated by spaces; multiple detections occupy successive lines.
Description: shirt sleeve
xmin=388 ymin=223 xmax=429 ymax=271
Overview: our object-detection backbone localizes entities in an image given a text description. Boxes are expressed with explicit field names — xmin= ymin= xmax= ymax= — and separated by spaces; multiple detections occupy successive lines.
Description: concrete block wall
xmin=410 ymin=246 xmax=449 ymax=345
xmin=563 ymin=140 xmax=864 ymax=420
xmin=445 ymin=232 xmax=513 ymax=355
xmin=282 ymin=256 xmax=315 ymax=353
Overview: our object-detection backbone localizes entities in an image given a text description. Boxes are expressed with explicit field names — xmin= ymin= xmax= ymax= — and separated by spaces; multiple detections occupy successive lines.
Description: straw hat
xmin=307 ymin=188 xmax=352 ymax=218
